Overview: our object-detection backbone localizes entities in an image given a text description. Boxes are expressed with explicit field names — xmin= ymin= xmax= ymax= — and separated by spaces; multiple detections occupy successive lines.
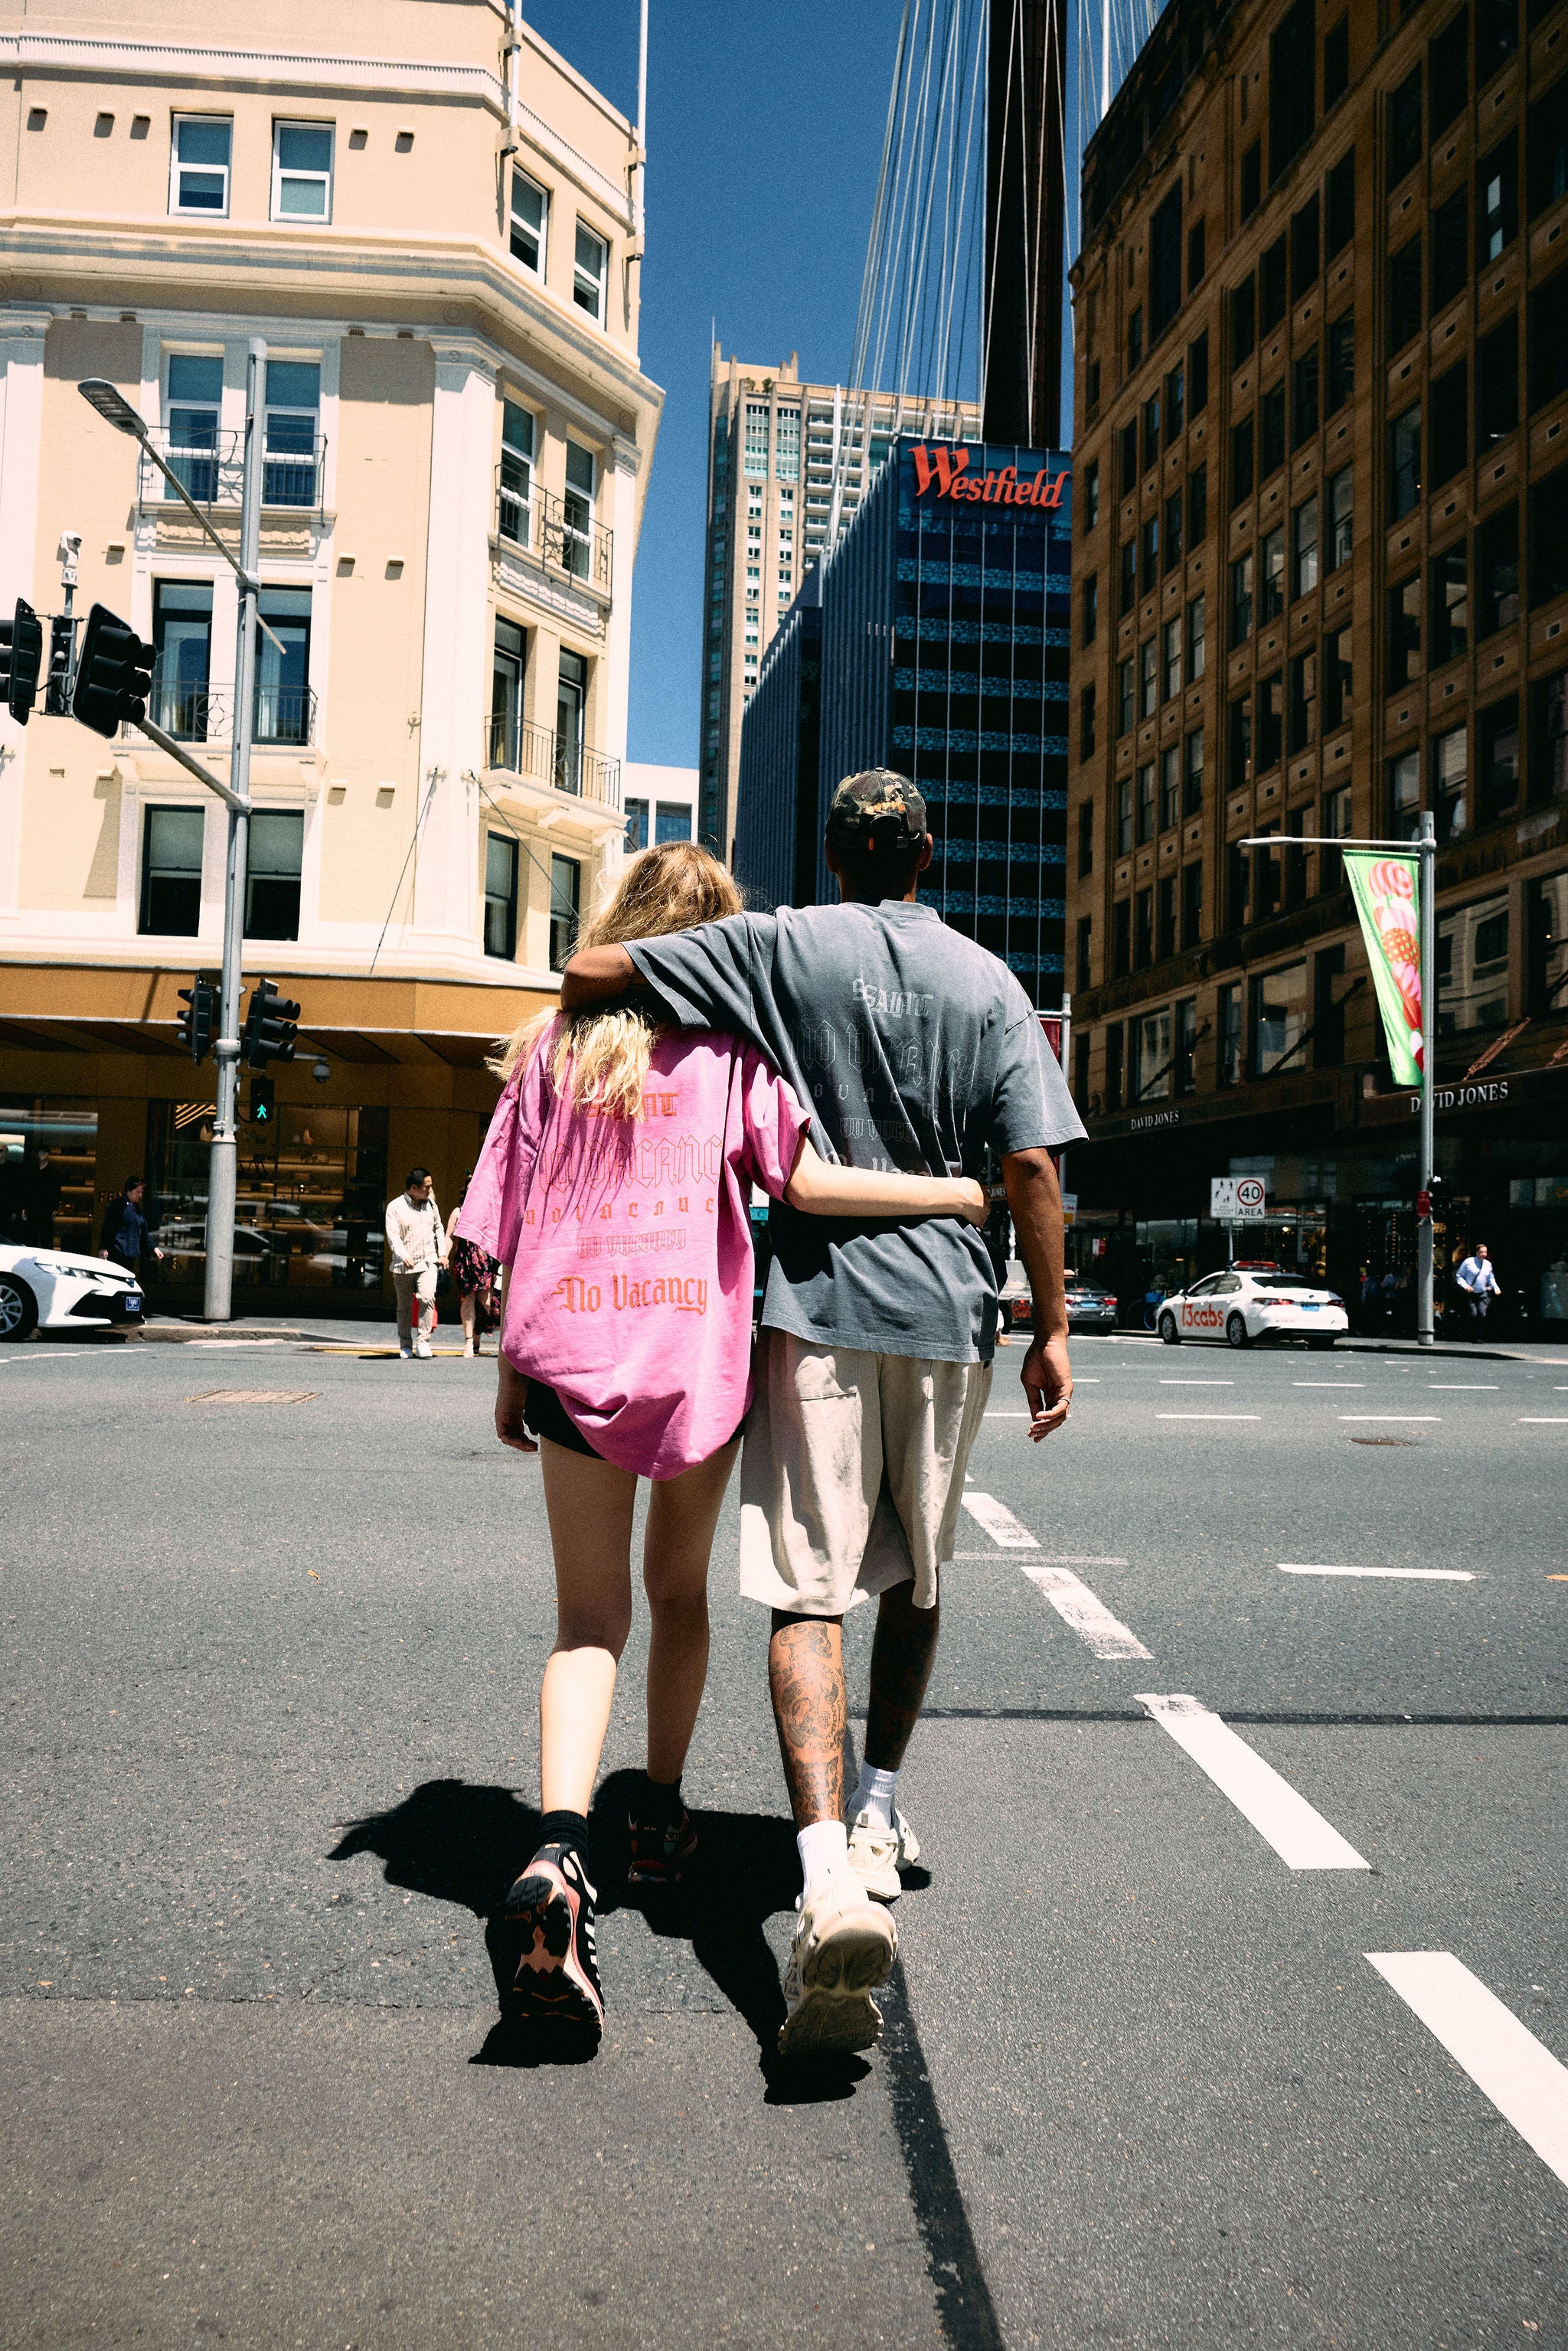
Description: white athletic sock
xmin=796 ymin=1819 xmax=848 ymax=1893
xmin=851 ymin=1762 xmax=899 ymax=1830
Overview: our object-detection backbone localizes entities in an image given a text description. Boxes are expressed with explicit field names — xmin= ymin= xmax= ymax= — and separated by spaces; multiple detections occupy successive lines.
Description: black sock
xmin=537 ymin=1807 xmax=590 ymax=1861
xmin=633 ymin=1773 xmax=683 ymax=1826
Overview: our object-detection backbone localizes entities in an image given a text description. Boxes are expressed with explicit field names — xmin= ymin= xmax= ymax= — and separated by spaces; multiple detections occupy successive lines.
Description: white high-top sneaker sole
xmin=776 ymin=1871 xmax=897 ymax=2059
xmin=847 ymin=1807 xmax=923 ymax=1902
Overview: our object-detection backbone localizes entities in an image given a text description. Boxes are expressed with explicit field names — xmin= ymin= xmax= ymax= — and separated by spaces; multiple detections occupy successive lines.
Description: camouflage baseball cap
xmin=825 ymin=769 xmax=927 ymax=846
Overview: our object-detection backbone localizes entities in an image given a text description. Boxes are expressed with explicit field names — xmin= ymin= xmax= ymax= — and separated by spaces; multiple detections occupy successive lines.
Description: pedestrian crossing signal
xmin=241 ymin=975 xmax=299 ymax=1069
xmin=250 ymin=1076 xmax=276 ymax=1124
xmin=3 ymin=598 xmax=44 ymax=725
xmin=71 ymin=602 xmax=153 ymax=739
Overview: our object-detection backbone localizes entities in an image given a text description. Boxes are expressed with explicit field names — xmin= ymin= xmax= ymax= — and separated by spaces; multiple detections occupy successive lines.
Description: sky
xmin=523 ymin=0 xmax=918 ymax=772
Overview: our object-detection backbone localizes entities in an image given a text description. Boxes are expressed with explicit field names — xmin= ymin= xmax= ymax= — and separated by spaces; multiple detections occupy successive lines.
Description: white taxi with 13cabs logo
xmin=1158 ymin=1262 xmax=1348 ymax=1350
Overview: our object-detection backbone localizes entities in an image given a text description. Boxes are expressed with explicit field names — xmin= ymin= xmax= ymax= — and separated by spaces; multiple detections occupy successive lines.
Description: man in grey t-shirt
xmin=563 ymin=771 xmax=1083 ymax=2059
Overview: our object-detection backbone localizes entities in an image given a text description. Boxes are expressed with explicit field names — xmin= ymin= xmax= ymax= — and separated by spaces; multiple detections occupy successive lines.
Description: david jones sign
xmin=912 ymin=445 xmax=1069 ymax=508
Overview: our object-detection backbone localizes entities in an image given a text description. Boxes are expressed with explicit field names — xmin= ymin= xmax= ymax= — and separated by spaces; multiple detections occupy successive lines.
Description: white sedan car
xmin=1156 ymin=1265 xmax=1348 ymax=1350
xmin=0 ymin=1242 xmax=145 ymax=1340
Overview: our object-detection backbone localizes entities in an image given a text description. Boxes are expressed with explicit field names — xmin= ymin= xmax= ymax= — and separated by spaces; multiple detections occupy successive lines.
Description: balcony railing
xmin=136 ymin=668 xmax=315 ymax=748
xmin=137 ymin=430 xmax=328 ymax=516
xmin=494 ymin=472 xmax=612 ymax=597
xmin=488 ymin=714 xmax=620 ymax=810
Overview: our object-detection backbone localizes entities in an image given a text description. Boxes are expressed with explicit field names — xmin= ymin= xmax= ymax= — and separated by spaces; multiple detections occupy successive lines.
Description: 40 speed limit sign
xmin=1210 ymin=1175 xmax=1266 ymax=1220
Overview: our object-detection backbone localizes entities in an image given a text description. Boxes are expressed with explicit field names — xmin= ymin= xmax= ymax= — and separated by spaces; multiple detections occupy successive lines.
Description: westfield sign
xmin=911 ymin=443 xmax=1068 ymax=508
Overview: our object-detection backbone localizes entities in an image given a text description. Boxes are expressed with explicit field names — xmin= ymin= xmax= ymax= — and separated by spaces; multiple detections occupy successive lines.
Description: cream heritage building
xmin=0 ymin=0 xmax=662 ymax=1304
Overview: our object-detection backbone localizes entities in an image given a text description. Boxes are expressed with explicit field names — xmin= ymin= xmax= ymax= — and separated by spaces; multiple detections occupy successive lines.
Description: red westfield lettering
xmin=911 ymin=444 xmax=1067 ymax=509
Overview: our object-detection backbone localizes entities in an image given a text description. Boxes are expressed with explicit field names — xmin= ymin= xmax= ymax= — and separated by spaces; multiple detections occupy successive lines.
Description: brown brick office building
xmin=1065 ymin=0 xmax=1568 ymax=1329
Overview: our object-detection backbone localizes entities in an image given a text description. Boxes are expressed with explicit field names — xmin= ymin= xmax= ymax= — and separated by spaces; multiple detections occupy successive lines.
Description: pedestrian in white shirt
xmin=385 ymin=1167 xmax=448 ymax=1360
xmin=1455 ymin=1241 xmax=1499 ymax=1337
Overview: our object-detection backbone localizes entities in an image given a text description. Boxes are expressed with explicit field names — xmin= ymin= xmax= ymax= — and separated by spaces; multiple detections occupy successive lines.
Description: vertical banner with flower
xmin=1344 ymin=851 xmax=1423 ymax=1085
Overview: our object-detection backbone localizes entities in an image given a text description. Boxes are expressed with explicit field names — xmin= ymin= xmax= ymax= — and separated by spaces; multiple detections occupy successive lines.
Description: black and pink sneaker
xmin=502 ymin=1843 xmax=604 ymax=2038
xmin=626 ymin=1801 xmax=697 ymax=1889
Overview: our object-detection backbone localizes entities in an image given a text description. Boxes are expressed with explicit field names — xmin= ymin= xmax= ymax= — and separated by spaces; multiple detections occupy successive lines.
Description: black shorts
xmin=524 ymin=1380 xmax=604 ymax=1459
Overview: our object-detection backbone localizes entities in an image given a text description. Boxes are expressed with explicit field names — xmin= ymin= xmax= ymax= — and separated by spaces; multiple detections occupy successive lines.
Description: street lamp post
xmin=77 ymin=338 xmax=271 ymax=1321
xmin=1242 ymin=827 xmax=1438 ymax=1346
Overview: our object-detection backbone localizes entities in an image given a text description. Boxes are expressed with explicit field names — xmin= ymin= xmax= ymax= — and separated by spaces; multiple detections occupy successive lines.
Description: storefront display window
xmin=1437 ymin=891 xmax=1509 ymax=1033
xmin=0 ymin=1100 xmax=98 ymax=1251
xmin=145 ymin=1099 xmax=389 ymax=1292
xmin=1251 ymin=960 xmax=1307 ymax=1075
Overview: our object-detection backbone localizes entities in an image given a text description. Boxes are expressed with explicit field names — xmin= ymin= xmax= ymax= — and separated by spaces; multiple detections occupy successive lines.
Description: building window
xmin=255 ymin=587 xmax=311 ymax=743
xmin=1166 ymin=361 xmax=1186 ymax=443
xmin=1187 ymin=593 xmax=1207 ymax=684
xmin=1389 ymin=404 xmax=1422 ymax=522
xmin=139 ymin=805 xmax=205 ymax=936
xmin=1430 ymin=361 xmax=1467 ymax=489
xmin=562 ymin=440 xmax=596 ymax=579
xmin=1258 ymin=672 xmax=1284 ymax=772
xmin=1184 ymin=725 xmax=1204 ymax=814
xmin=1112 ymin=901 xmax=1132 ymax=979
xmin=573 ymin=220 xmax=608 ymax=320
xmin=245 ymin=809 xmax=303 ymax=942
xmin=1478 ymin=314 xmax=1518 ymax=447
xmin=1270 ymin=0 xmax=1315 ymax=181
xmin=1150 ymin=183 xmax=1183 ymax=339
xmin=1432 ymin=188 xmax=1468 ymax=312
xmin=164 ymin=353 xmax=223 ymax=503
xmin=272 ymin=121 xmax=333 ymax=220
xmin=1388 ymin=574 xmax=1422 ymax=684
xmin=1141 ymin=515 xmax=1159 ymax=593
xmin=1231 ymin=415 xmax=1254 ymax=507
xmin=1388 ymin=236 xmax=1423 ymax=357
xmin=1129 ymin=306 xmax=1143 ymax=369
xmin=556 ymin=647 xmax=587 ymax=792
xmin=1228 ymin=693 xmax=1252 ymax=787
xmin=1181 ymin=861 xmax=1203 ymax=948
xmin=1120 ymin=420 xmax=1138 ymax=497
xmin=1187 ymin=462 xmax=1207 ymax=547
xmin=1389 ymin=747 xmax=1422 ymax=838
xmin=1387 ymin=66 xmax=1423 ymax=191
xmin=1162 ymin=616 xmax=1181 ymax=701
xmin=1292 ymin=347 xmax=1319 ymax=449
xmin=1076 ymin=915 xmax=1093 ymax=991
xmin=1130 ymin=1004 xmax=1171 ymax=1099
xmin=549 ymin=854 xmax=581 ymax=970
xmin=1326 ymin=314 xmax=1354 ymax=414
xmin=1327 ymin=462 xmax=1353 ymax=569
xmin=1527 ymin=867 xmax=1568 ymax=1012
xmin=1439 ymin=891 xmax=1511 ymax=1033
xmin=1431 ymin=7 xmax=1468 ymax=134
xmin=1159 ymin=743 xmax=1181 ymax=829
xmin=263 ymin=360 xmax=320 ymax=508
xmin=510 ymin=170 xmax=548 ymax=275
xmin=1080 ymin=683 xmax=1097 ymax=759
xmin=498 ymin=397 xmax=534 ymax=544
xmin=1230 ymin=276 xmax=1256 ymax=371
xmin=1136 ymin=761 xmax=1156 ymax=844
xmin=1529 ymin=268 xmax=1568 ymax=413
xmin=1230 ymin=552 xmax=1253 ymax=647
xmin=1191 ymin=330 xmax=1210 ymax=417
xmin=482 ymin=833 xmax=519 ymax=959
xmin=1292 ymin=495 xmax=1318 ymax=598
xmin=1164 ymin=488 xmax=1183 ymax=574
xmin=1320 ymin=782 xmax=1352 ymax=890
xmin=1324 ymin=13 xmax=1350 ymax=108
xmin=490 ymin=617 xmax=525 ymax=770
xmin=743 ymin=402 xmax=769 ymax=480
xmin=1117 ymin=774 xmax=1134 ymax=854
xmin=169 ymin=115 xmax=230 ymax=214
xmin=1139 ymin=636 xmax=1158 ymax=718
xmin=1083 ymin=459 xmax=1099 ymax=527
xmin=1135 ymin=887 xmax=1154 ymax=968
xmin=1118 ymin=657 xmax=1135 ymax=736
xmin=1432 ymin=724 xmax=1469 ymax=842
xmin=1324 ymin=623 xmax=1353 ymax=730
xmin=1157 ymin=874 xmax=1178 ymax=960
xmin=1261 ymin=525 xmax=1285 ymax=621
xmin=1219 ymin=982 xmax=1243 ymax=1083
xmin=1529 ymin=668 xmax=1568 ymax=805
xmin=1478 ymin=132 xmax=1518 ymax=262
xmin=1325 ymin=145 xmax=1355 ymax=256
xmin=1530 ymin=461 xmax=1568 ymax=606
xmin=1292 ymin=194 xmax=1320 ymax=299
xmin=655 ymin=802 xmax=691 ymax=844
xmin=1478 ymin=694 xmax=1521 ymax=822
xmin=1475 ymin=503 xmax=1519 ymax=636
xmin=1253 ymin=961 xmax=1307 ymax=1076
xmin=1082 ymin=573 xmax=1099 ymax=645
xmin=1119 ymin=538 xmax=1137 ymax=616
xmin=624 ymin=798 xmax=648 ymax=852
xmin=1260 ymin=383 xmax=1285 ymax=478
xmin=1106 ymin=1018 xmax=1125 ymax=1105
xmin=1078 ymin=798 xmax=1096 ymax=877
xmin=1227 ymin=840 xmax=1250 ymax=929
xmin=776 ymin=409 xmax=800 ymax=482
xmin=150 ymin=579 xmax=212 ymax=740
xmin=1260 ymin=237 xmax=1288 ymax=334
xmin=1142 ymin=393 xmax=1161 ymax=474
xmin=1241 ymin=139 xmax=1263 ymax=220
xmin=1431 ymin=542 xmax=1468 ymax=665
xmin=1289 ymin=648 xmax=1318 ymax=752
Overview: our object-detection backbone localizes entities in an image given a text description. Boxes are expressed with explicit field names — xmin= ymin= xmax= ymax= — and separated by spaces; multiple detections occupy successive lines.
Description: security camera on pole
xmin=74 ymin=338 xmax=283 ymax=1322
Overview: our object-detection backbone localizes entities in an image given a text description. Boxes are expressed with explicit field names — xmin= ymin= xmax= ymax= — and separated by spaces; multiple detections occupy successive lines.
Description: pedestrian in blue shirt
xmin=98 ymin=1178 xmax=163 ymax=1277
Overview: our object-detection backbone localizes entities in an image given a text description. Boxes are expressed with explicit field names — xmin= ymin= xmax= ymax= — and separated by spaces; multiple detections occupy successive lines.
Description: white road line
xmin=953 ymin=1553 xmax=1129 ymax=1565
xmin=1135 ymin=1694 xmax=1370 ymax=1869
xmin=959 ymin=1497 xmax=1150 ymax=1658
xmin=1519 ymin=1418 xmax=1568 ymax=1424
xmin=1429 ymin=1383 xmax=1497 ymax=1389
xmin=1365 ymin=1953 xmax=1568 ymax=2190
xmin=1339 ymin=1415 xmax=1441 ymax=1423
xmin=1159 ymin=1378 xmax=1234 ymax=1385
xmin=1279 ymin=1562 xmax=1474 ymax=1582
xmin=1294 ymin=1381 xmax=1364 ymax=1387
xmin=1157 ymin=1412 xmax=1261 ymax=1420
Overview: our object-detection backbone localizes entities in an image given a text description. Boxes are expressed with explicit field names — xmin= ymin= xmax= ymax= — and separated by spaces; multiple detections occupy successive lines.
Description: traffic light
xmin=71 ymin=602 xmax=153 ymax=739
xmin=250 ymin=1075 xmax=276 ymax=1125
xmin=5 ymin=598 xmax=44 ymax=725
xmin=240 ymin=976 xmax=299 ymax=1069
xmin=44 ymin=615 xmax=75 ymax=716
xmin=175 ymin=976 xmax=217 ymax=1063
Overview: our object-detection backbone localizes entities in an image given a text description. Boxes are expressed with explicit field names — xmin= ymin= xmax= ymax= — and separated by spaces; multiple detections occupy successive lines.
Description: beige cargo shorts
xmin=739 ymin=1327 xmax=992 ymax=1617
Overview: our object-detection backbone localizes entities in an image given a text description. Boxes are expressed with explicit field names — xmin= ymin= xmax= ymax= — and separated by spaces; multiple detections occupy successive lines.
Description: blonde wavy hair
xmin=491 ymin=840 xmax=743 ymax=1115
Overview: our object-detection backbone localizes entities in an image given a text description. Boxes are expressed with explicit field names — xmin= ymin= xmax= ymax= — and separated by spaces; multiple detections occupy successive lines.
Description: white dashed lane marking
xmin=959 ymin=1494 xmax=1151 ymax=1660
xmin=1279 ymin=1562 xmax=1474 ymax=1582
xmin=1157 ymin=1413 xmax=1262 ymax=1421
xmin=1367 ymin=1954 xmax=1568 ymax=2191
xmin=1135 ymin=1694 xmax=1370 ymax=1870
xmin=1339 ymin=1415 xmax=1442 ymax=1424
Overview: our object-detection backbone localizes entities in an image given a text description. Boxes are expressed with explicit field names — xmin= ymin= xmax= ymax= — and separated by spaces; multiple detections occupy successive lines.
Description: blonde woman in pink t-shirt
xmin=462 ymin=842 xmax=985 ymax=2043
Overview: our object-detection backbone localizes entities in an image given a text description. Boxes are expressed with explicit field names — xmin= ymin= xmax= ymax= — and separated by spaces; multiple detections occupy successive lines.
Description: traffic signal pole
xmin=205 ymin=338 xmax=265 ymax=1324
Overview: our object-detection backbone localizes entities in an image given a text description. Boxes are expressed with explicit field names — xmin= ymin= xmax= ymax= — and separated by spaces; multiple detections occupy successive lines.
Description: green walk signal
xmin=7 ymin=599 xmax=44 ymax=725
xmin=71 ymin=602 xmax=153 ymax=739
xmin=240 ymin=976 xmax=299 ymax=1069
xmin=250 ymin=1075 xmax=276 ymax=1125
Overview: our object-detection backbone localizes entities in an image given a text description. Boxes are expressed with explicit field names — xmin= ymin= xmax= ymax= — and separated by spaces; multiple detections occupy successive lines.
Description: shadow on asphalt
xmin=329 ymin=1771 xmax=870 ymax=2103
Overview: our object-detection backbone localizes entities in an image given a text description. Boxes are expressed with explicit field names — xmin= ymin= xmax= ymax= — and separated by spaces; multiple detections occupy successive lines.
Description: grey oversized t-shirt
xmin=626 ymin=900 xmax=1086 ymax=1363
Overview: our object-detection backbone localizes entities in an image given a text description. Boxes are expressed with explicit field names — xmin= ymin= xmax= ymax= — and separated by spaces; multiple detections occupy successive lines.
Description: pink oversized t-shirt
xmin=461 ymin=1024 xmax=810 ymax=1479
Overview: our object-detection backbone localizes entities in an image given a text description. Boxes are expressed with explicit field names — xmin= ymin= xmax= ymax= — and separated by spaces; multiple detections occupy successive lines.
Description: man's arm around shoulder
xmin=560 ymin=944 xmax=645 ymax=1011
xmin=1002 ymin=1146 xmax=1072 ymax=1442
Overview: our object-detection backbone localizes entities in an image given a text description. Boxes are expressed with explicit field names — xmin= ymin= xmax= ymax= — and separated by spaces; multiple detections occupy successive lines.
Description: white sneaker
xmin=847 ymin=1807 xmax=922 ymax=1903
xmin=413 ymin=1335 xmax=433 ymax=1359
xmin=776 ymin=1866 xmax=896 ymax=2061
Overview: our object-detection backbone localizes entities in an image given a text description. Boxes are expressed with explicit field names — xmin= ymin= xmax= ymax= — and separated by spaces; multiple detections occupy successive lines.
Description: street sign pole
xmin=1416 ymin=808 xmax=1436 ymax=1347
xmin=204 ymin=338 xmax=265 ymax=1324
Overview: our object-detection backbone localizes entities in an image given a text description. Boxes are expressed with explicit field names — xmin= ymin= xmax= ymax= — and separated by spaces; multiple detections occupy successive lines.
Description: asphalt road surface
xmin=3 ymin=1321 xmax=1565 ymax=2349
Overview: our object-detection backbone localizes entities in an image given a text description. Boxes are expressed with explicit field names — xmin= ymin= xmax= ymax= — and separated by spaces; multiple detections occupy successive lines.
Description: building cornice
xmin=1 ymin=32 xmax=508 ymax=121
